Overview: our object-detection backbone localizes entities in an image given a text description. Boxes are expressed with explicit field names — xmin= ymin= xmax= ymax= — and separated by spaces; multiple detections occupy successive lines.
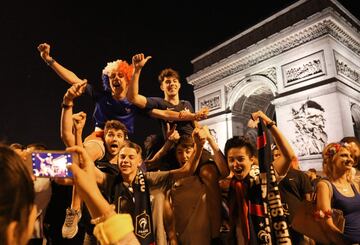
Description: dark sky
xmin=1 ymin=0 xmax=359 ymax=149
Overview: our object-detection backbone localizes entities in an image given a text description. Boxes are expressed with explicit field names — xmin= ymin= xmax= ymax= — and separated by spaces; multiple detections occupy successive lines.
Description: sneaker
xmin=62 ymin=208 xmax=81 ymax=239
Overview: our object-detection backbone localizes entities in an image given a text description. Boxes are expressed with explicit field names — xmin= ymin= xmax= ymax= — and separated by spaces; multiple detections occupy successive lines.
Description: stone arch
xmin=351 ymin=103 xmax=360 ymax=140
xmin=227 ymin=74 xmax=278 ymax=144
xmin=227 ymin=74 xmax=277 ymax=114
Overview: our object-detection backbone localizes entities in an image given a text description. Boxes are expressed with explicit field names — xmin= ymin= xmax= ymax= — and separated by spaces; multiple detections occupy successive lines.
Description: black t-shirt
xmin=145 ymin=97 xmax=195 ymax=139
xmin=279 ymin=168 xmax=313 ymax=222
xmin=81 ymin=159 xmax=119 ymax=234
xmin=311 ymin=176 xmax=321 ymax=191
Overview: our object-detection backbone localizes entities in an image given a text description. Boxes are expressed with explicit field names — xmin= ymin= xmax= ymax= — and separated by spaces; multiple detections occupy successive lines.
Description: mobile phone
xmin=32 ymin=150 xmax=74 ymax=178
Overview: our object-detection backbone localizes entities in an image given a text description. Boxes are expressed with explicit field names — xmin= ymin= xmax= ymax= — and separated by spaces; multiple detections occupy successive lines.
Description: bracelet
xmin=46 ymin=57 xmax=55 ymax=66
xmin=61 ymin=102 xmax=73 ymax=109
xmin=194 ymin=112 xmax=203 ymax=121
xmin=266 ymin=121 xmax=276 ymax=129
xmin=91 ymin=204 xmax=116 ymax=225
xmin=178 ymin=111 xmax=185 ymax=119
xmin=313 ymin=209 xmax=332 ymax=220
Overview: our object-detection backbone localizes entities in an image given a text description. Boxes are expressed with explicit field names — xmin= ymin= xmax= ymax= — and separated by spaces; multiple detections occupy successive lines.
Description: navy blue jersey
xmin=86 ymin=84 xmax=139 ymax=134
xmin=145 ymin=97 xmax=194 ymax=138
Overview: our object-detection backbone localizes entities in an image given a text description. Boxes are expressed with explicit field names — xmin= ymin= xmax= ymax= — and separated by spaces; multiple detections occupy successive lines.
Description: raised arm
xmin=73 ymin=111 xmax=87 ymax=146
xmin=145 ymin=123 xmax=179 ymax=166
xmin=38 ymin=43 xmax=84 ymax=85
xmin=201 ymin=125 xmax=230 ymax=179
xmin=128 ymin=53 xmax=151 ymax=108
xmin=60 ymin=81 xmax=87 ymax=147
xmin=66 ymin=146 xmax=139 ymax=245
xmin=250 ymin=110 xmax=296 ymax=176
xmin=169 ymin=128 xmax=205 ymax=180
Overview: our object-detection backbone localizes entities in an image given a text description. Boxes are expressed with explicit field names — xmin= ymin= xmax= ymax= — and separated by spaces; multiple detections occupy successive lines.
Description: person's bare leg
xmin=71 ymin=186 xmax=82 ymax=211
xmin=199 ymin=164 xmax=221 ymax=239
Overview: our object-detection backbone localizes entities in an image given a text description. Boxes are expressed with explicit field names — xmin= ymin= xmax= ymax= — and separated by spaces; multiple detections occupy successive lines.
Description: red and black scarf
xmin=229 ymin=119 xmax=292 ymax=244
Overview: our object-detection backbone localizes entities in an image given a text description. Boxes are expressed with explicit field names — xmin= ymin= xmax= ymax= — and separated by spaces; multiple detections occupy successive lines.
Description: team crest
xmin=135 ymin=211 xmax=151 ymax=238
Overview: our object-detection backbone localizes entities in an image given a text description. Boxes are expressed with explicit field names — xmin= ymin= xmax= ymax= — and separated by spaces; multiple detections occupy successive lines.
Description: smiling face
xmin=227 ymin=146 xmax=255 ymax=180
xmin=333 ymin=147 xmax=354 ymax=172
xmin=118 ymin=146 xmax=142 ymax=178
xmin=160 ymin=76 xmax=181 ymax=99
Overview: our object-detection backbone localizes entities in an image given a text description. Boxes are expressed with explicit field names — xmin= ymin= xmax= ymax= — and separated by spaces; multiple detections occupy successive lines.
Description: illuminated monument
xmin=187 ymin=0 xmax=360 ymax=170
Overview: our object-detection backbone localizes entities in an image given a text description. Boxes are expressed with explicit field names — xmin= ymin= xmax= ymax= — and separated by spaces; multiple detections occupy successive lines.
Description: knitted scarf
xmin=113 ymin=169 xmax=155 ymax=245
xmin=228 ymin=119 xmax=292 ymax=245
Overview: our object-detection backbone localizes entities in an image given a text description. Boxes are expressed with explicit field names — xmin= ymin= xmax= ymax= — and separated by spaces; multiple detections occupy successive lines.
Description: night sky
xmin=1 ymin=0 xmax=359 ymax=149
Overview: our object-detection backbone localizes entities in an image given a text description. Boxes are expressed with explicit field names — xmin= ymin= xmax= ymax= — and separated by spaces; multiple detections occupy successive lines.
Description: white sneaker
xmin=61 ymin=208 xmax=82 ymax=239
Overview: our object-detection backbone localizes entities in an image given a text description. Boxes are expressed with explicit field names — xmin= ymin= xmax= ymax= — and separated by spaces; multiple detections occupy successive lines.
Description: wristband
xmin=266 ymin=121 xmax=276 ymax=129
xmin=178 ymin=111 xmax=185 ymax=119
xmin=46 ymin=58 xmax=55 ymax=66
xmin=61 ymin=103 xmax=73 ymax=109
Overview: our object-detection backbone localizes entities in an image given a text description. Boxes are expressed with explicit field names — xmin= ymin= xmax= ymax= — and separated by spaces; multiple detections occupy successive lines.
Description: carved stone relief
xmin=290 ymin=100 xmax=328 ymax=156
xmin=334 ymin=51 xmax=360 ymax=83
xmin=198 ymin=90 xmax=221 ymax=111
xmin=282 ymin=51 xmax=326 ymax=86
xmin=190 ymin=17 xmax=360 ymax=90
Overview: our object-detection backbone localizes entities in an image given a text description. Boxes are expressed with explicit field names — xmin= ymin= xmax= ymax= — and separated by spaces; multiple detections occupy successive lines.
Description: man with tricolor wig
xmin=38 ymin=43 xmax=203 ymax=137
xmin=223 ymin=110 xmax=296 ymax=245
xmin=37 ymin=43 xmax=206 ymax=240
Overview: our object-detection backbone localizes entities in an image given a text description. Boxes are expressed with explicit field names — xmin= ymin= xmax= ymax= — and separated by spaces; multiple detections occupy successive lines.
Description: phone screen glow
xmin=32 ymin=152 xmax=73 ymax=178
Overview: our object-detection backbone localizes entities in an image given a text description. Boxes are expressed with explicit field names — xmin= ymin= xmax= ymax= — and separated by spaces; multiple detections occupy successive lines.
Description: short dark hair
xmin=340 ymin=136 xmax=360 ymax=148
xmin=224 ymin=136 xmax=256 ymax=159
xmin=158 ymin=68 xmax=180 ymax=84
xmin=26 ymin=143 xmax=48 ymax=150
xmin=308 ymin=168 xmax=317 ymax=174
xmin=104 ymin=120 xmax=128 ymax=138
xmin=175 ymin=134 xmax=194 ymax=149
xmin=10 ymin=143 xmax=24 ymax=150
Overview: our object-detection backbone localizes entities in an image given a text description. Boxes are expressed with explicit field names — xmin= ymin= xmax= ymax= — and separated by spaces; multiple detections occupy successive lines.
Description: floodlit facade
xmin=187 ymin=0 xmax=360 ymax=170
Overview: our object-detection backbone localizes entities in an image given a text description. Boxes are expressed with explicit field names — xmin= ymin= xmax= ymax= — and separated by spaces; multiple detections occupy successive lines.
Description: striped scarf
xmin=228 ymin=119 xmax=292 ymax=245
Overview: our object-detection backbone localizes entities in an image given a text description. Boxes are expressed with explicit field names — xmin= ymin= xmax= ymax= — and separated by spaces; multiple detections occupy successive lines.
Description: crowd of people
xmin=1 ymin=43 xmax=360 ymax=245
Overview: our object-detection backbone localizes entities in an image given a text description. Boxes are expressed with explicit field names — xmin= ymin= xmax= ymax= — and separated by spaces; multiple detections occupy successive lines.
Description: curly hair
xmin=104 ymin=120 xmax=128 ymax=138
xmin=101 ymin=60 xmax=134 ymax=92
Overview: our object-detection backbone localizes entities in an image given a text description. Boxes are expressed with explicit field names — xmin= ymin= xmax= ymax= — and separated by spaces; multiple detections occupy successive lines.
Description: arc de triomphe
xmin=187 ymin=0 xmax=360 ymax=170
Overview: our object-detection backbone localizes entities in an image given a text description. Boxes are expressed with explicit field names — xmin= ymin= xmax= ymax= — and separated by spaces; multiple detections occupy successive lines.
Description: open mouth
xmin=109 ymin=143 xmax=119 ymax=151
xmin=233 ymin=166 xmax=244 ymax=174
xmin=113 ymin=83 xmax=121 ymax=88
